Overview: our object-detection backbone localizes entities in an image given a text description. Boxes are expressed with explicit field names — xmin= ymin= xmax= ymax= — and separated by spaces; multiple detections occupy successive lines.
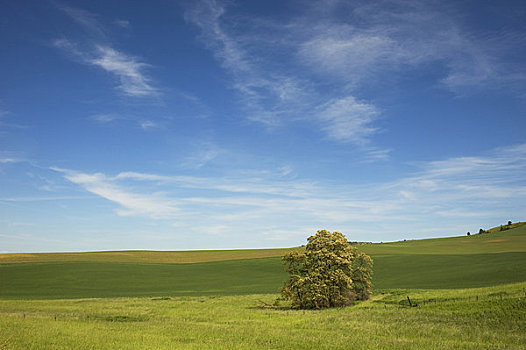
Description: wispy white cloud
xmin=184 ymin=0 xmax=308 ymax=127
xmin=54 ymin=5 xmax=159 ymax=98
xmin=0 ymin=158 xmax=23 ymax=164
xmin=0 ymin=196 xmax=85 ymax=202
xmin=181 ymin=142 xmax=226 ymax=169
xmin=58 ymin=5 xmax=107 ymax=39
xmin=51 ymin=143 xmax=526 ymax=243
xmin=361 ymin=148 xmax=392 ymax=162
xmin=0 ymin=105 xmax=27 ymax=133
xmin=90 ymin=114 xmax=121 ymax=123
xmin=54 ymin=39 xmax=158 ymax=97
xmin=183 ymin=0 xmax=385 ymax=152
xmin=89 ymin=114 xmax=167 ymax=131
xmin=298 ymin=25 xmax=399 ymax=85
xmin=139 ymin=120 xmax=159 ymax=130
xmin=51 ymin=168 xmax=179 ymax=219
xmin=114 ymin=19 xmax=130 ymax=29
xmin=185 ymin=0 xmax=525 ymax=151
xmin=317 ymin=96 xmax=379 ymax=144
xmin=297 ymin=0 xmax=524 ymax=93
xmin=90 ymin=45 xmax=158 ymax=97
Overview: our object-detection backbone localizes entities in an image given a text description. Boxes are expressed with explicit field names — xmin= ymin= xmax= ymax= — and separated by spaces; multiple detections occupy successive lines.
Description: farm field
xmin=0 ymin=282 xmax=524 ymax=349
xmin=1 ymin=223 xmax=525 ymax=299
xmin=0 ymin=248 xmax=295 ymax=264
xmin=0 ymin=223 xmax=525 ymax=349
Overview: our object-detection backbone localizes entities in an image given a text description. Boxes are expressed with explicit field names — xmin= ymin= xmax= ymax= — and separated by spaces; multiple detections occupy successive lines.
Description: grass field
xmin=358 ymin=222 xmax=526 ymax=255
xmin=0 ymin=258 xmax=287 ymax=299
xmin=1 ymin=223 xmax=525 ymax=299
xmin=0 ymin=283 xmax=524 ymax=349
xmin=0 ymin=223 xmax=525 ymax=349
xmin=0 ymin=248 xmax=295 ymax=264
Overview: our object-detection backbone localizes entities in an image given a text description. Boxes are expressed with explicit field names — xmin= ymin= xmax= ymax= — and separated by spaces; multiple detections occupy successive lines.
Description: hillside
xmin=0 ymin=248 xmax=295 ymax=264
xmin=359 ymin=221 xmax=526 ymax=256
xmin=0 ymin=223 xmax=525 ymax=298
xmin=2 ymin=222 xmax=524 ymax=264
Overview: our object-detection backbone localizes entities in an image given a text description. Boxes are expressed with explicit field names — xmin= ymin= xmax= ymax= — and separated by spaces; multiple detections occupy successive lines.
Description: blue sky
xmin=1 ymin=0 xmax=525 ymax=252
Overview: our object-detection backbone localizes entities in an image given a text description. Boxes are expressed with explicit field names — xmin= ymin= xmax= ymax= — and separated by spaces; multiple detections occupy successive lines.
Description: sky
xmin=1 ymin=0 xmax=526 ymax=253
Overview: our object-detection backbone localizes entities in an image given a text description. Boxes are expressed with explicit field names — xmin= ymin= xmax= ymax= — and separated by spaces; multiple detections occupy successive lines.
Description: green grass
xmin=0 ymin=248 xmax=295 ymax=264
xmin=1 ymin=252 xmax=525 ymax=299
xmin=1 ymin=224 xmax=525 ymax=348
xmin=0 ymin=258 xmax=287 ymax=299
xmin=0 ymin=282 xmax=524 ymax=349
xmin=2 ymin=222 xmax=522 ymax=265
xmin=1 ymin=223 xmax=525 ymax=299
xmin=358 ymin=222 xmax=526 ymax=256
xmin=373 ymin=252 xmax=526 ymax=289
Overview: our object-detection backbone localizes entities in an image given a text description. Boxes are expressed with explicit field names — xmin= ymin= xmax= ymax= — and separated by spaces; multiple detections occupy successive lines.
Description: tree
xmin=352 ymin=251 xmax=374 ymax=300
xmin=508 ymin=221 xmax=512 ymax=226
xmin=467 ymin=232 xmax=471 ymax=236
xmin=281 ymin=230 xmax=373 ymax=309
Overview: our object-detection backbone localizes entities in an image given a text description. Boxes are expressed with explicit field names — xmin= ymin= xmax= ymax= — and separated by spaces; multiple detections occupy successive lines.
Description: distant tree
xmin=479 ymin=229 xmax=484 ymax=234
xmin=467 ymin=232 xmax=471 ymax=236
xmin=508 ymin=221 xmax=512 ymax=226
xmin=281 ymin=230 xmax=373 ymax=309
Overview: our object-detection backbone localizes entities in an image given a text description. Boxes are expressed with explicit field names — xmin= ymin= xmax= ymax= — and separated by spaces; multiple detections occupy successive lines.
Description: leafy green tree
xmin=352 ymin=251 xmax=374 ymax=300
xmin=281 ymin=230 xmax=373 ymax=309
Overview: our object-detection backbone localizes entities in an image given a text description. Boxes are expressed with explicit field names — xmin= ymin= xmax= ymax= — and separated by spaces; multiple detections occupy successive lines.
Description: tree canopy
xmin=281 ymin=230 xmax=373 ymax=309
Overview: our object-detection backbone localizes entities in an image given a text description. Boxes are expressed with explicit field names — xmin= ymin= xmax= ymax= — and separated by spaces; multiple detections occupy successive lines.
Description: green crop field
xmin=1 ymin=223 xmax=525 ymax=299
xmin=1 ymin=223 xmax=525 ymax=349
xmin=0 ymin=283 xmax=524 ymax=349
xmin=0 ymin=248 xmax=295 ymax=264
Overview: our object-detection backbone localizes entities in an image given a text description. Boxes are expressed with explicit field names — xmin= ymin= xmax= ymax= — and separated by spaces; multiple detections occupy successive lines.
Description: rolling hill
xmin=1 ymin=223 xmax=525 ymax=299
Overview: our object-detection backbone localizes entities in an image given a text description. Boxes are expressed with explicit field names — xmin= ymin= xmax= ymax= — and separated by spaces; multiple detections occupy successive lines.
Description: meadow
xmin=0 ymin=223 xmax=525 ymax=349
xmin=0 ymin=283 xmax=524 ymax=349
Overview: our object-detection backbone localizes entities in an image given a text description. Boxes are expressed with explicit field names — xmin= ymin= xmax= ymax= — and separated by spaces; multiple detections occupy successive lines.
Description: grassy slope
xmin=0 ymin=248 xmax=294 ymax=264
xmin=364 ymin=223 xmax=526 ymax=289
xmin=0 ymin=258 xmax=287 ymax=299
xmin=0 ymin=223 xmax=525 ymax=298
xmin=359 ymin=222 xmax=526 ymax=256
xmin=0 ymin=282 xmax=524 ymax=349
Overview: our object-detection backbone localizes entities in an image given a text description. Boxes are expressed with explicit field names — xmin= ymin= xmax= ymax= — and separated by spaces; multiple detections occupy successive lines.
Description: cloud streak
xmin=54 ymin=5 xmax=158 ymax=98
xmin=54 ymin=39 xmax=158 ymax=97
xmin=58 ymin=5 xmax=107 ymax=39
xmin=90 ymin=46 xmax=158 ymax=97
xmin=51 ymin=168 xmax=178 ymax=219
xmin=317 ymin=96 xmax=379 ymax=144
xmin=52 ymin=143 xmax=526 ymax=242
xmin=184 ymin=0 xmax=381 ymax=148
xmin=297 ymin=0 xmax=524 ymax=92
xmin=184 ymin=0 xmax=525 ymax=151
